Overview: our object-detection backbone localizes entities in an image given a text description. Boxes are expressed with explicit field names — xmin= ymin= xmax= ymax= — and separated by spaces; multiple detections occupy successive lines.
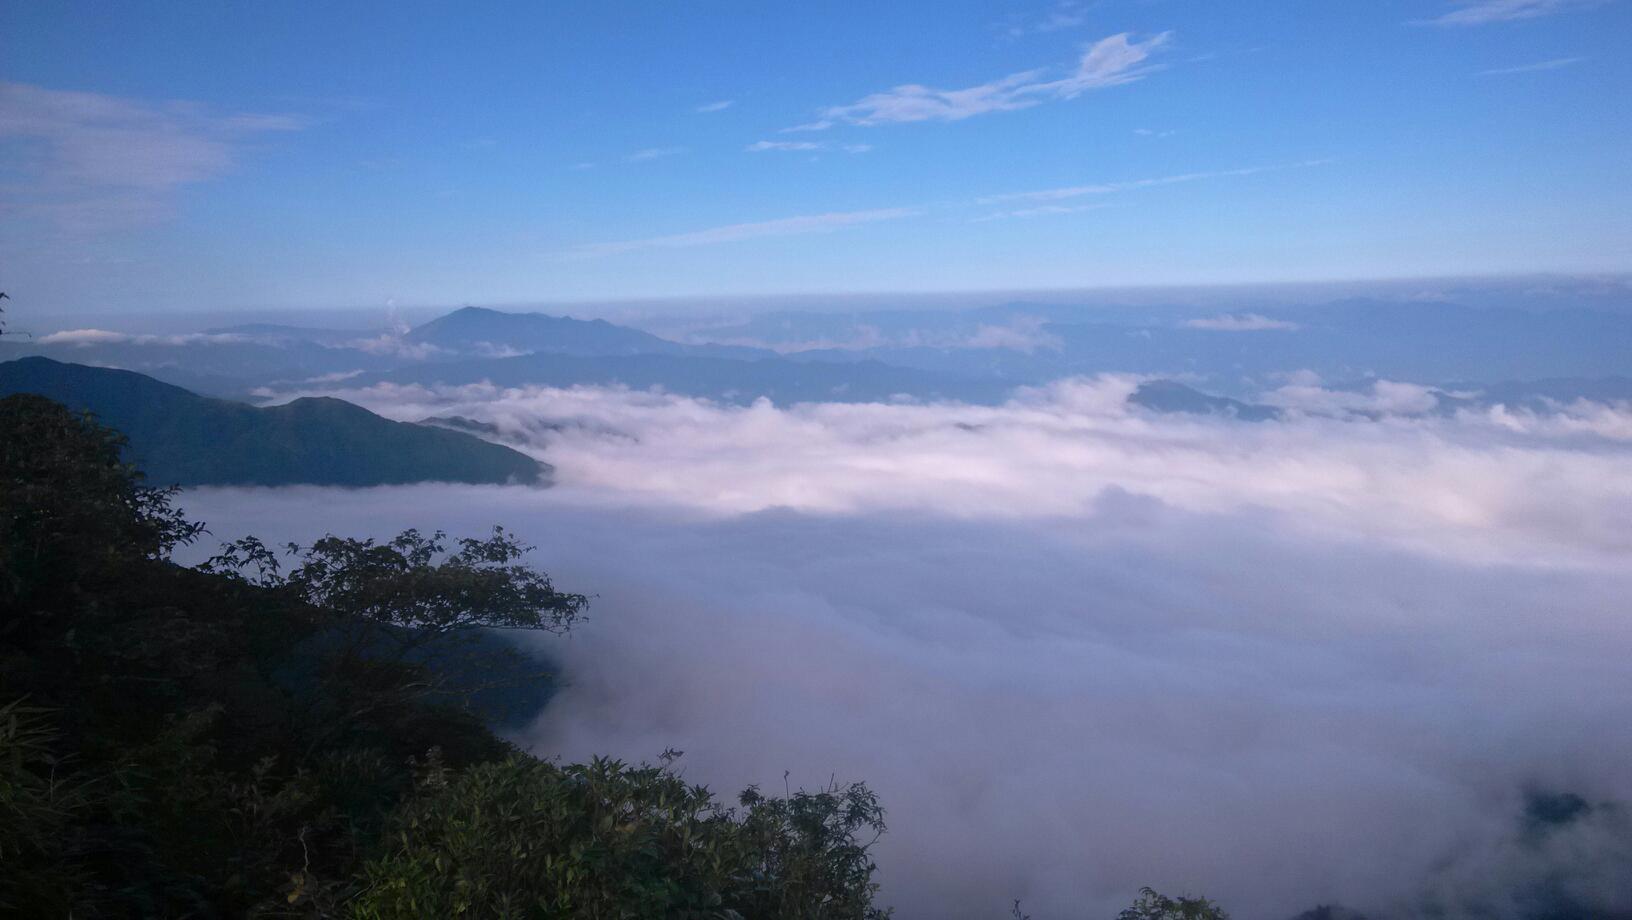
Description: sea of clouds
xmin=179 ymin=378 xmax=1632 ymax=919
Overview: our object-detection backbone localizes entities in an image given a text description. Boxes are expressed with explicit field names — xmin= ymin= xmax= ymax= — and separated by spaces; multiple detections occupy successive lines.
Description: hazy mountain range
xmin=4 ymin=296 xmax=1630 ymax=415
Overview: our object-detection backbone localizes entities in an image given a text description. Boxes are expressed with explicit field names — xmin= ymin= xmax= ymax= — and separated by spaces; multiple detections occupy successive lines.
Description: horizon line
xmin=7 ymin=270 xmax=1631 ymax=322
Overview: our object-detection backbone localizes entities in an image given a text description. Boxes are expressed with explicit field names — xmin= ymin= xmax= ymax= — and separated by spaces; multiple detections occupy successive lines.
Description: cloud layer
xmin=37 ymin=328 xmax=252 ymax=346
xmin=184 ymin=381 xmax=1632 ymax=918
xmin=270 ymin=377 xmax=1632 ymax=563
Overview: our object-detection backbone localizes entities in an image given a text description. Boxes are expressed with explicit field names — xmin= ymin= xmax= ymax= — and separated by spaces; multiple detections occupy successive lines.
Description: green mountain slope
xmin=0 ymin=357 xmax=547 ymax=487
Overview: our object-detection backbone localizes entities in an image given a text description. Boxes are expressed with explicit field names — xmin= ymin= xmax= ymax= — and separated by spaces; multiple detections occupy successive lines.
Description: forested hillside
xmin=0 ymin=394 xmax=896 ymax=917
xmin=0 ymin=357 xmax=547 ymax=487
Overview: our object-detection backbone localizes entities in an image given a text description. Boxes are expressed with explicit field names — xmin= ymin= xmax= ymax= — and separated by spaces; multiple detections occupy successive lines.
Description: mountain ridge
xmin=405 ymin=306 xmax=776 ymax=361
xmin=0 ymin=357 xmax=549 ymax=487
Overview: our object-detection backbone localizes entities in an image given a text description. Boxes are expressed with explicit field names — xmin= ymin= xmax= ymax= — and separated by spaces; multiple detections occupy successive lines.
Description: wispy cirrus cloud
xmin=0 ymin=81 xmax=307 ymax=233
xmin=569 ymin=159 xmax=1327 ymax=255
xmin=1477 ymin=56 xmax=1587 ymax=74
xmin=559 ymin=207 xmax=918 ymax=259
xmin=1416 ymin=0 xmax=1604 ymax=26
xmin=695 ymin=100 xmax=734 ymax=113
xmin=745 ymin=140 xmax=873 ymax=154
xmin=970 ymin=202 xmax=1111 ymax=222
xmin=786 ymin=31 xmax=1170 ymax=131
xmin=748 ymin=140 xmax=823 ymax=152
xmin=624 ymin=146 xmax=688 ymax=162
xmin=978 ymin=159 xmax=1333 ymax=205
xmin=998 ymin=1 xmax=1091 ymax=38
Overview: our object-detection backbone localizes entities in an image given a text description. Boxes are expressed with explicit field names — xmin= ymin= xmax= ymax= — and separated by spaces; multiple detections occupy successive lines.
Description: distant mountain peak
xmin=404 ymin=306 xmax=776 ymax=362
xmin=1129 ymin=379 xmax=1281 ymax=422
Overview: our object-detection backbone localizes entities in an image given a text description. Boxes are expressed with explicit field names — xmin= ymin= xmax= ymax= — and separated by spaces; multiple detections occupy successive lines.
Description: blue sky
xmin=2 ymin=0 xmax=1629 ymax=314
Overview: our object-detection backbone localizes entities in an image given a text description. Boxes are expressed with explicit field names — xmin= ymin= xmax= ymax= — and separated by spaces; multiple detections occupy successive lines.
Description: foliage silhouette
xmin=0 ymin=394 xmax=892 ymax=917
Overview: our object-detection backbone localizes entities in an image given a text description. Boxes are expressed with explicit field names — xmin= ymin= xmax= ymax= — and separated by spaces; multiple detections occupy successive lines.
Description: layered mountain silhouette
xmin=5 ymin=302 xmax=1628 ymax=414
xmin=404 ymin=306 xmax=774 ymax=361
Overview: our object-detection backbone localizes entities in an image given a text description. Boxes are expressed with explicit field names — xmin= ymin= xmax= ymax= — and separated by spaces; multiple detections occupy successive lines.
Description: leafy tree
xmin=205 ymin=528 xmax=588 ymax=762
xmin=0 ymin=394 xmax=894 ymax=918
xmin=0 ymin=699 xmax=99 ymax=916
xmin=1116 ymin=887 xmax=1231 ymax=920
xmin=350 ymin=753 xmax=890 ymax=920
xmin=1 ymin=393 xmax=202 ymax=607
xmin=0 ymin=396 xmax=584 ymax=914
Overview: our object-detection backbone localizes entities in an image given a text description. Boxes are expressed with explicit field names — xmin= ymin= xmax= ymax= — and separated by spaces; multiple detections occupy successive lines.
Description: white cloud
xmin=1477 ymin=56 xmax=1587 ymax=75
xmin=343 ymin=333 xmax=447 ymax=360
xmin=1000 ymin=1 xmax=1091 ymax=38
xmin=789 ymin=32 xmax=1170 ymax=130
xmin=961 ymin=317 xmax=1064 ymax=351
xmin=559 ymin=207 xmax=918 ymax=259
xmin=695 ymin=100 xmax=735 ymax=113
xmin=746 ymin=140 xmax=823 ymax=152
xmin=624 ymin=146 xmax=687 ymax=162
xmin=277 ymin=378 xmax=1632 ymax=561
xmin=0 ymin=81 xmax=307 ymax=232
xmin=979 ymin=159 xmax=1333 ymax=204
xmin=298 ymin=369 xmax=366 ymax=385
xmin=37 ymin=328 xmax=132 ymax=346
xmin=1418 ymin=0 xmax=1603 ymax=26
xmin=1265 ymin=379 xmax=1445 ymax=416
xmin=971 ymin=202 xmax=1111 ymax=222
xmin=1185 ymin=313 xmax=1301 ymax=331
xmin=185 ymin=380 xmax=1632 ymax=917
xmin=37 ymin=328 xmax=250 ymax=346
xmin=746 ymin=140 xmax=873 ymax=154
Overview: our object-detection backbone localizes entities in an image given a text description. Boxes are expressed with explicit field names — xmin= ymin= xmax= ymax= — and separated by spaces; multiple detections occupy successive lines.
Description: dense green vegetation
xmin=0 ymin=357 xmax=547 ymax=487
xmin=0 ymin=394 xmax=904 ymax=917
xmin=1113 ymin=889 xmax=1229 ymax=920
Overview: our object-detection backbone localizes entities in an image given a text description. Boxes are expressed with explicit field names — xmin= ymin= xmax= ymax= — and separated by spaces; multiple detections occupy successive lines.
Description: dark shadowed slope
xmin=0 ymin=357 xmax=548 ymax=487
